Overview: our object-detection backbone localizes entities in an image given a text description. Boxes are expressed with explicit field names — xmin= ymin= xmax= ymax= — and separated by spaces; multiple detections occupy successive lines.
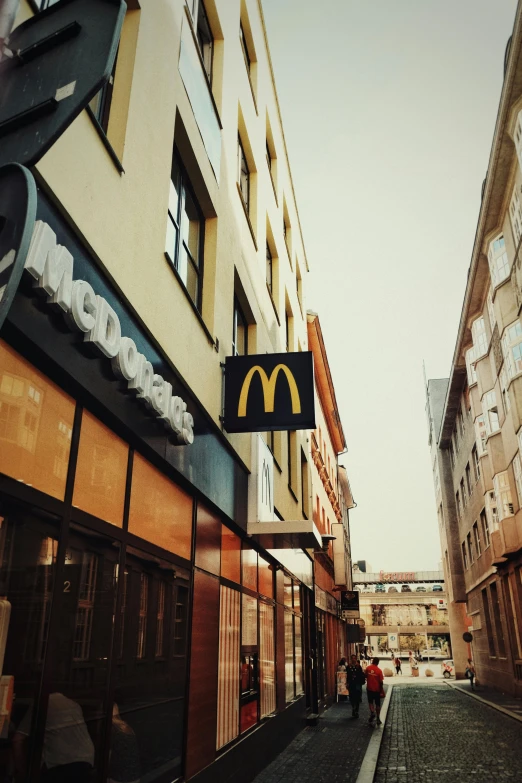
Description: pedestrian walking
xmin=365 ymin=657 xmax=385 ymax=726
xmin=465 ymin=658 xmax=476 ymax=690
xmin=394 ymin=656 xmax=402 ymax=675
xmin=346 ymin=655 xmax=365 ymax=718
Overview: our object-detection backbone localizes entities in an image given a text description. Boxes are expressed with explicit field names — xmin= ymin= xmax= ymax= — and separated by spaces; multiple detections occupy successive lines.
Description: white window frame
xmin=488 ymin=234 xmax=510 ymax=288
xmin=482 ymin=390 xmax=500 ymax=437
xmin=501 ymin=320 xmax=522 ymax=381
xmin=475 ymin=414 xmax=487 ymax=455
xmin=473 ymin=521 xmax=482 ymax=558
xmin=510 ymin=184 xmax=522 ymax=247
xmin=471 ymin=316 xmax=488 ymax=360
xmin=466 ymin=347 xmax=477 ymax=386
xmin=485 ymin=490 xmax=499 ymax=532
xmin=493 ymin=471 xmax=514 ymax=521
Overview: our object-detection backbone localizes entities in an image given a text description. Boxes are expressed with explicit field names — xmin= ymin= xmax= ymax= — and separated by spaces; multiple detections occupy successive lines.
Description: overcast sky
xmin=262 ymin=0 xmax=518 ymax=571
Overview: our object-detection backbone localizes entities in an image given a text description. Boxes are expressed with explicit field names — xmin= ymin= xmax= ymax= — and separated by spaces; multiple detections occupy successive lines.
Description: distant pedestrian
xmin=394 ymin=657 xmax=402 ymax=676
xmin=365 ymin=657 xmax=385 ymax=726
xmin=465 ymin=659 xmax=476 ymax=690
xmin=346 ymin=655 xmax=365 ymax=718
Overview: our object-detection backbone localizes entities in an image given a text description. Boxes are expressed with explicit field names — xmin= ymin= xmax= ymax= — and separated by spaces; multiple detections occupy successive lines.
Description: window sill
xmin=85 ymin=106 xmax=125 ymax=174
xmin=164 ymin=253 xmax=215 ymax=347
xmin=236 ymin=183 xmax=258 ymax=250
xmin=266 ymin=282 xmax=280 ymax=325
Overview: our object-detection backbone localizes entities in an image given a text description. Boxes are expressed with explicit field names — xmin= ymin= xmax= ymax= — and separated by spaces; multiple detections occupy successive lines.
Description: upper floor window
xmin=465 ymin=463 xmax=473 ymax=497
xmin=165 ymin=153 xmax=204 ymax=309
xmin=238 ymin=137 xmax=250 ymax=212
xmin=266 ymin=244 xmax=273 ymax=293
xmin=493 ymin=471 xmax=514 ymax=520
xmin=475 ymin=413 xmax=487 ymax=455
xmin=485 ymin=490 xmax=499 ymax=531
xmin=232 ymin=298 xmax=247 ymax=356
xmin=480 ymin=508 xmax=491 ymax=548
xmin=455 ymin=490 xmax=461 ymax=520
xmin=471 ymin=316 xmax=488 ymax=360
xmin=196 ymin=0 xmax=213 ymax=83
xmin=513 ymin=452 xmax=522 ymax=508
xmin=467 ymin=531 xmax=474 ymax=564
xmin=460 ymin=477 xmax=467 ymax=508
xmin=239 ymin=23 xmax=251 ymax=72
xmin=488 ymin=234 xmax=510 ymax=288
xmin=482 ymin=390 xmax=500 ymax=437
xmin=465 ymin=348 xmax=477 ymax=386
xmin=473 ymin=521 xmax=482 ymax=558
xmin=501 ymin=320 xmax=522 ymax=381
xmin=461 ymin=541 xmax=468 ymax=570
xmin=510 ymin=185 xmax=522 ymax=247
xmin=472 ymin=445 xmax=480 ymax=481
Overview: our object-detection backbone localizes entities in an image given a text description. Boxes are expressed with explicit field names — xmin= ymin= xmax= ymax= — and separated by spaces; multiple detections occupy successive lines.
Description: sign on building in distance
xmin=388 ymin=632 xmax=399 ymax=650
xmin=223 ymin=352 xmax=315 ymax=433
xmin=341 ymin=590 xmax=360 ymax=620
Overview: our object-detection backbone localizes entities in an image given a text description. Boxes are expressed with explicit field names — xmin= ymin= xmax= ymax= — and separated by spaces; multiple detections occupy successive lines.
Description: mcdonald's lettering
xmin=223 ymin=352 xmax=315 ymax=433
xmin=238 ymin=364 xmax=301 ymax=417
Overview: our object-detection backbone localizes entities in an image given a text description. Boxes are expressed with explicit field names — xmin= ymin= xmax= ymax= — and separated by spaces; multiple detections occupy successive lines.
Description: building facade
xmin=0 ymin=1 xmax=352 ymax=782
xmin=427 ymin=2 xmax=522 ymax=697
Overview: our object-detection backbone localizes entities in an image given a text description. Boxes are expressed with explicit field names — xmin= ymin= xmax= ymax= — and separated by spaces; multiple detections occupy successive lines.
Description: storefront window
xmin=221 ymin=525 xmax=241 ymax=583
xmin=0 ymin=340 xmax=75 ymax=499
xmin=259 ymin=601 xmax=276 ymax=717
xmin=241 ymin=546 xmax=257 ymax=592
xmin=258 ymin=557 xmax=274 ymax=598
xmin=240 ymin=594 xmax=258 ymax=733
xmin=128 ymin=454 xmax=193 ymax=560
xmin=217 ymin=586 xmax=240 ymax=749
xmin=72 ymin=411 xmax=128 ymax=527
xmin=284 ymin=611 xmax=295 ymax=702
xmin=0 ymin=502 xmax=59 ymax=781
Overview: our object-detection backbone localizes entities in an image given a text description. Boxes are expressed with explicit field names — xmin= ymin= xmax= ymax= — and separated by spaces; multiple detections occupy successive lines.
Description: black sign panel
xmin=341 ymin=590 xmax=360 ymax=619
xmin=0 ymin=164 xmax=36 ymax=331
xmin=0 ymin=0 xmax=126 ymax=168
xmin=224 ymin=352 xmax=315 ymax=433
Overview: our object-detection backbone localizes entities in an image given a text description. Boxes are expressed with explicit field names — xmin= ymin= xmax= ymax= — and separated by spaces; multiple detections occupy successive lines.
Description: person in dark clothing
xmin=346 ymin=655 xmax=365 ymax=718
xmin=394 ymin=656 xmax=402 ymax=675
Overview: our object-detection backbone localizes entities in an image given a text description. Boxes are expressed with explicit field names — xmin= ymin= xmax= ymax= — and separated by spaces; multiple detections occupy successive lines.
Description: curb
xmin=354 ymin=683 xmax=394 ymax=783
xmin=445 ymin=681 xmax=522 ymax=724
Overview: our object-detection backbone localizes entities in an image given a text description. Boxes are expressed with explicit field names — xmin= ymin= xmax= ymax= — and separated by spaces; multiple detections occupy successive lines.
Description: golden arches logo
xmin=237 ymin=364 xmax=301 ymax=417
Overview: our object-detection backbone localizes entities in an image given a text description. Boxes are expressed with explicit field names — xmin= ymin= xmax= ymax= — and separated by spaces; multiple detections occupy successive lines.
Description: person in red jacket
xmin=365 ymin=657 xmax=385 ymax=725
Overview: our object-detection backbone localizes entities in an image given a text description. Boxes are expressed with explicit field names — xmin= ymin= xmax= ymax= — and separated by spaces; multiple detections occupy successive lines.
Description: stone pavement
xmin=250 ymin=692 xmax=387 ymax=783
xmin=450 ymin=678 xmax=522 ymax=719
xmin=375 ymin=684 xmax=522 ymax=782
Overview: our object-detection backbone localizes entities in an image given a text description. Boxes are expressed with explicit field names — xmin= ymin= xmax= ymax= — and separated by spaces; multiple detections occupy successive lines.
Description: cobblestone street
xmin=375 ymin=685 xmax=522 ymax=782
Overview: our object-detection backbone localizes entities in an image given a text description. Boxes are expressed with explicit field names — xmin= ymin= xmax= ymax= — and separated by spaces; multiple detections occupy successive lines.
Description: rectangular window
xmin=488 ymin=234 xmax=510 ymax=288
xmin=475 ymin=414 xmax=487 ymax=455
xmin=196 ymin=0 xmax=213 ymax=82
xmin=266 ymin=243 xmax=273 ymax=293
xmin=137 ymin=573 xmax=149 ymax=659
xmin=284 ymin=611 xmax=295 ymax=702
xmin=514 ymin=453 xmax=522 ymax=508
xmin=473 ymin=521 xmax=482 ymax=558
xmin=467 ymin=531 xmax=474 ymax=564
xmin=466 ymin=347 xmax=477 ymax=386
xmin=482 ymin=587 xmax=496 ymax=656
xmin=165 ymin=153 xmax=204 ymax=309
xmin=493 ymin=471 xmax=514 ymax=520
xmin=232 ymin=298 xmax=248 ymax=356
xmin=472 ymin=445 xmax=480 ymax=481
xmin=259 ymin=602 xmax=276 ymax=718
xmin=217 ymin=586 xmax=240 ymax=749
xmin=472 ymin=317 xmax=488 ymax=359
xmin=73 ymin=552 xmax=98 ymax=661
xmin=456 ymin=491 xmax=461 ymax=520
xmin=480 ymin=508 xmax=491 ymax=548
xmin=460 ymin=477 xmax=467 ymax=508
xmin=465 ymin=463 xmax=473 ymax=497
xmin=486 ymin=490 xmax=499 ymax=532
xmin=238 ymin=137 xmax=250 ymax=211
xmin=239 ymin=22 xmax=251 ymax=72
xmin=509 ymin=184 xmax=522 ymax=246
xmin=502 ymin=321 xmax=522 ymax=380
xmin=462 ymin=541 xmax=468 ymax=570
xmin=490 ymin=582 xmax=506 ymax=657
xmin=482 ymin=390 xmax=500 ymax=436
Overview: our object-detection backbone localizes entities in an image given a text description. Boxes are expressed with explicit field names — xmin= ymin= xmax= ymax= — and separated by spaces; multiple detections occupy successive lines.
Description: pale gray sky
xmin=262 ymin=0 xmax=518 ymax=571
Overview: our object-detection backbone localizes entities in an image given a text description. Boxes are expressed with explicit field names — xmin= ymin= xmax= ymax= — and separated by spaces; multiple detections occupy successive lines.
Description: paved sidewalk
xmin=251 ymin=692 xmax=388 ymax=783
xmin=449 ymin=678 xmax=522 ymax=720
xmin=375 ymin=684 xmax=522 ymax=782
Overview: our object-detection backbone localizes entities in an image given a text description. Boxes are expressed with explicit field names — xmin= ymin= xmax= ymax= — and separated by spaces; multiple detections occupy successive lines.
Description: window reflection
xmin=0 ymin=341 xmax=75 ymax=499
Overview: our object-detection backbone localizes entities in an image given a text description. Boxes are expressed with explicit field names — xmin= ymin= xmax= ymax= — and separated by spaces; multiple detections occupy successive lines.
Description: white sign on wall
xmin=248 ymin=434 xmax=274 ymax=523
xmin=388 ymin=633 xmax=399 ymax=650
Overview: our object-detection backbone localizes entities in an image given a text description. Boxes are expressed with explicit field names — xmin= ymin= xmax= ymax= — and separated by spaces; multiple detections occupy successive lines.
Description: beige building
xmin=427 ymin=1 xmax=522 ymax=697
xmin=0 ymin=1 xmax=352 ymax=782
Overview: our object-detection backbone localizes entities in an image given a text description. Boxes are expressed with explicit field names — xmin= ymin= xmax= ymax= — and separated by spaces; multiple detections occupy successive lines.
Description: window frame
xmin=473 ymin=521 xmax=482 ymax=559
xmin=232 ymin=297 xmax=248 ymax=357
xmin=239 ymin=22 xmax=251 ymax=72
xmin=488 ymin=234 xmax=510 ymax=289
xmin=238 ymin=137 xmax=250 ymax=212
xmin=195 ymin=0 xmax=214 ymax=84
xmin=165 ymin=151 xmax=205 ymax=311
xmin=501 ymin=320 xmax=522 ymax=382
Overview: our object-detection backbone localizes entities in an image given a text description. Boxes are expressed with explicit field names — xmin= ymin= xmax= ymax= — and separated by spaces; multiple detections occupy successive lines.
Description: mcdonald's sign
xmin=224 ymin=352 xmax=315 ymax=433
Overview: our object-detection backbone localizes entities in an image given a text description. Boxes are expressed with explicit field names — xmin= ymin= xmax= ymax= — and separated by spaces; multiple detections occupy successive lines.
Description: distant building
xmin=426 ymin=7 xmax=522 ymax=697
xmin=356 ymin=560 xmax=373 ymax=573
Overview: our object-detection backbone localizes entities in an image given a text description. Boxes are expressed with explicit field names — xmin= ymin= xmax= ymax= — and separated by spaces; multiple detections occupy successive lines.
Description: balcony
xmin=490 ymin=529 xmax=508 ymax=565
xmin=499 ymin=511 xmax=522 ymax=557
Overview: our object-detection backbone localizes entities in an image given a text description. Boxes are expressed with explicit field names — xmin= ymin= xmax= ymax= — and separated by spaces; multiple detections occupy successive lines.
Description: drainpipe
xmin=0 ymin=0 xmax=20 ymax=60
